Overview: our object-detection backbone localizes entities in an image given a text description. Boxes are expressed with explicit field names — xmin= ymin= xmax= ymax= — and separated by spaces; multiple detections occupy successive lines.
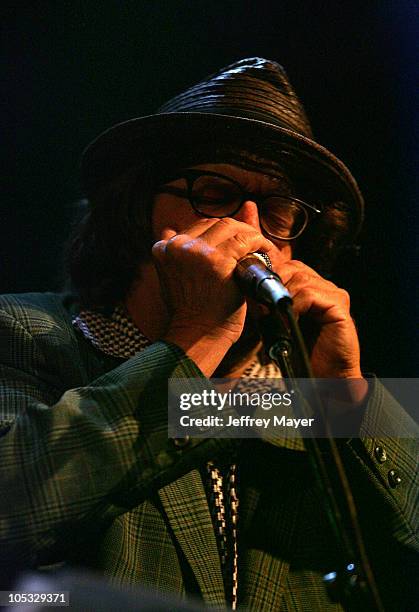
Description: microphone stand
xmin=260 ymin=301 xmax=385 ymax=612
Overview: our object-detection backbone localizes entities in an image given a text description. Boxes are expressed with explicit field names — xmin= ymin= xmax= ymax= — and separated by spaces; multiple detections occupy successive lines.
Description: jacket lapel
xmin=158 ymin=469 xmax=226 ymax=607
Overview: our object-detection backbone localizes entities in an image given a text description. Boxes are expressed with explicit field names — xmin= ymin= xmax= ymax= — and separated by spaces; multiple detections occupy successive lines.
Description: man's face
xmin=152 ymin=163 xmax=293 ymax=267
xmin=151 ymin=163 xmax=293 ymax=372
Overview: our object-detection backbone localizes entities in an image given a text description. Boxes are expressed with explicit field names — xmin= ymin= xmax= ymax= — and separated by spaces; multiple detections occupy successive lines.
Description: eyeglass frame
xmin=155 ymin=169 xmax=322 ymax=241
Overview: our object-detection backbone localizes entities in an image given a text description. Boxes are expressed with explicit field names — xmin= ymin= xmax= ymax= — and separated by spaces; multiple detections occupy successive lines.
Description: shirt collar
xmin=72 ymin=304 xmax=151 ymax=359
xmin=72 ymin=304 xmax=281 ymax=378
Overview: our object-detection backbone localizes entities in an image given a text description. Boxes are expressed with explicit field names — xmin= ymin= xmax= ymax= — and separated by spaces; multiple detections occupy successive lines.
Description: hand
xmin=152 ymin=218 xmax=273 ymax=374
xmin=277 ymin=260 xmax=363 ymax=381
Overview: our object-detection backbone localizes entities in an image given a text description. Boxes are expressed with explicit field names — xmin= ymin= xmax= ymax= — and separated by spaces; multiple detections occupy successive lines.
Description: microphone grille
xmin=253 ymin=251 xmax=273 ymax=270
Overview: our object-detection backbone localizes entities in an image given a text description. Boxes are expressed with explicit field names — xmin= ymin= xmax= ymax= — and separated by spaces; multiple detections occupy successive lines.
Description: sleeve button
xmin=172 ymin=436 xmax=190 ymax=449
xmin=388 ymin=470 xmax=402 ymax=488
xmin=374 ymin=446 xmax=387 ymax=463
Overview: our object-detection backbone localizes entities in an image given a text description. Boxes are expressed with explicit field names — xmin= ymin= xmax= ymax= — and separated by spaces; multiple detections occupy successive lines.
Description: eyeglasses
xmin=155 ymin=169 xmax=321 ymax=240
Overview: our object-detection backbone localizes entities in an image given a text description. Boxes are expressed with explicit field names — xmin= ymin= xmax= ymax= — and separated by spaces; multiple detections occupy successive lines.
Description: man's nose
xmin=233 ymin=200 xmax=262 ymax=231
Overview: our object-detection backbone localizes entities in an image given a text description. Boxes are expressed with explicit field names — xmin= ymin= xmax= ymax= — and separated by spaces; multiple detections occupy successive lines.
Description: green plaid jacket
xmin=0 ymin=293 xmax=417 ymax=610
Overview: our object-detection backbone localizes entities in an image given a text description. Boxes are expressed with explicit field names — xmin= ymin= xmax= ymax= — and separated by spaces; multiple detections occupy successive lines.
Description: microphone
xmin=235 ymin=252 xmax=292 ymax=308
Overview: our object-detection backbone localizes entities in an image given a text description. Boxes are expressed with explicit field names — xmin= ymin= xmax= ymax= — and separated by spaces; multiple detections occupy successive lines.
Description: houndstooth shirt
xmin=72 ymin=303 xmax=282 ymax=376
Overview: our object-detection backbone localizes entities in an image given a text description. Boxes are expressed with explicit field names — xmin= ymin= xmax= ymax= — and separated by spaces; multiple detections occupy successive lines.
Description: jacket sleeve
xmin=0 ymin=302 xmax=234 ymax=570
xmin=252 ymin=375 xmax=418 ymax=608
xmin=346 ymin=376 xmax=418 ymax=543
xmin=337 ymin=378 xmax=419 ymax=607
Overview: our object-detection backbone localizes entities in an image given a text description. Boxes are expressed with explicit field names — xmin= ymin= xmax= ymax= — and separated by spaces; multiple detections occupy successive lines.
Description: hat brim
xmin=81 ymin=112 xmax=364 ymax=239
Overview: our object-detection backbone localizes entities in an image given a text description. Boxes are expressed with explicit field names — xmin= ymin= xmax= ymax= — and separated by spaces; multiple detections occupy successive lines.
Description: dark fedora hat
xmin=81 ymin=57 xmax=364 ymax=238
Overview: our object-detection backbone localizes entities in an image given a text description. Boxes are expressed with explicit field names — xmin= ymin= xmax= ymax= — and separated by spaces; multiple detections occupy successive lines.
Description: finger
xmin=198 ymin=217 xmax=271 ymax=248
xmin=159 ymin=228 xmax=179 ymax=241
xmin=216 ymin=228 xmax=274 ymax=261
xmin=152 ymin=234 xmax=195 ymax=264
xmin=151 ymin=239 xmax=167 ymax=263
xmin=276 ymin=259 xmax=322 ymax=284
xmin=157 ymin=218 xmax=220 ymax=243
xmin=154 ymin=221 xmax=273 ymax=267
xmin=285 ymin=272 xmax=337 ymax=295
xmin=176 ymin=217 xmax=221 ymax=238
xmin=158 ymin=217 xmax=273 ymax=253
xmin=290 ymin=284 xmax=350 ymax=323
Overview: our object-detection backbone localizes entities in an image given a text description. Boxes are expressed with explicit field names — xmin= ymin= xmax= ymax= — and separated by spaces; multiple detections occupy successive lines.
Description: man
xmin=0 ymin=58 xmax=417 ymax=610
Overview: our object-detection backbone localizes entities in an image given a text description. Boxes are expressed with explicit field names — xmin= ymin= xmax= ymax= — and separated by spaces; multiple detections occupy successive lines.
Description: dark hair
xmin=66 ymin=165 xmax=155 ymax=308
xmin=66 ymin=166 xmax=354 ymax=308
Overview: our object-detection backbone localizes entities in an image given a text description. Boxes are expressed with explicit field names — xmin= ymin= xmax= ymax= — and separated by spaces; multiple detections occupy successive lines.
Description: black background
xmin=3 ymin=1 xmax=418 ymax=375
